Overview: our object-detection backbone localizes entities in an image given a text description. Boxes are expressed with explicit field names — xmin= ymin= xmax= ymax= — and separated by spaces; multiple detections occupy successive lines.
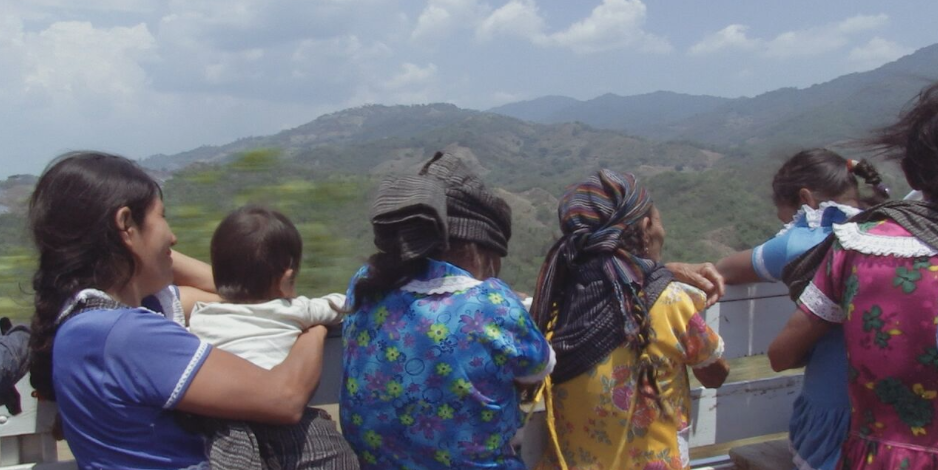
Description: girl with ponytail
xmin=771 ymin=81 xmax=938 ymax=469
xmin=29 ymin=152 xmax=330 ymax=469
xmin=341 ymin=152 xmax=554 ymax=470
xmin=718 ymin=148 xmax=889 ymax=285
xmin=716 ymin=148 xmax=890 ymax=470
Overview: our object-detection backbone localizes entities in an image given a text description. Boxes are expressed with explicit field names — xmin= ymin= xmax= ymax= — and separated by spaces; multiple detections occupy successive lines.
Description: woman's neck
xmin=105 ymin=283 xmax=144 ymax=307
xmin=438 ymin=253 xmax=486 ymax=280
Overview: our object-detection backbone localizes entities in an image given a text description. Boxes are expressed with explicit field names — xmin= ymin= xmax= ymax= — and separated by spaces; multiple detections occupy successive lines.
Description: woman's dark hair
xmin=772 ymin=148 xmax=889 ymax=209
xmin=867 ymin=81 xmax=938 ymax=197
xmin=352 ymin=151 xmax=511 ymax=311
xmin=211 ymin=205 xmax=302 ymax=302
xmin=28 ymin=152 xmax=162 ymax=400
xmin=351 ymin=254 xmax=431 ymax=312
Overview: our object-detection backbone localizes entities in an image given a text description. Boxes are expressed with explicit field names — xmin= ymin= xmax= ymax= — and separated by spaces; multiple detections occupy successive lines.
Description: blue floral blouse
xmin=340 ymin=259 xmax=554 ymax=469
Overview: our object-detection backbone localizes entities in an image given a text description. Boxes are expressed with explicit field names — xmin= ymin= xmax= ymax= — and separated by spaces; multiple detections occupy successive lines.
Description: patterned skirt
xmin=206 ymin=407 xmax=360 ymax=470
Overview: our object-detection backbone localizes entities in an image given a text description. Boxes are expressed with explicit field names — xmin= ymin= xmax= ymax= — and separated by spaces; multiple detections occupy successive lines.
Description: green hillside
xmin=1 ymin=48 xmax=924 ymax=321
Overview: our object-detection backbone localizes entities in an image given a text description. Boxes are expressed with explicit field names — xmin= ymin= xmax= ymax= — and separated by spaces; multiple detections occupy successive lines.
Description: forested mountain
xmin=488 ymin=96 xmax=581 ymax=123
xmin=490 ymin=91 xmax=732 ymax=135
xmin=492 ymin=43 xmax=938 ymax=151
xmin=0 ymin=113 xmax=780 ymax=319
xmin=651 ymin=43 xmax=938 ymax=149
xmin=141 ymin=104 xmax=478 ymax=171
xmin=2 ymin=43 xmax=934 ymax=320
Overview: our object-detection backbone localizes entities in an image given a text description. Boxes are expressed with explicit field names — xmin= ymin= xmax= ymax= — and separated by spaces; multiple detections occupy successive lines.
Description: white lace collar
xmin=833 ymin=222 xmax=938 ymax=257
xmin=401 ymin=275 xmax=482 ymax=295
xmin=776 ymin=201 xmax=861 ymax=237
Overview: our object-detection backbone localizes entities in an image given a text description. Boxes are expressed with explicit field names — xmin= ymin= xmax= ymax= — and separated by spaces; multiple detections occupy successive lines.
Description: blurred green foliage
xmin=0 ymin=144 xmax=910 ymax=321
xmin=164 ymin=149 xmax=373 ymax=297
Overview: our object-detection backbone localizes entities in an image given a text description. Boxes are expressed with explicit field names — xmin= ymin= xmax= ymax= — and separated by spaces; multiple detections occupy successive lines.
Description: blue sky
xmin=1 ymin=0 xmax=937 ymax=177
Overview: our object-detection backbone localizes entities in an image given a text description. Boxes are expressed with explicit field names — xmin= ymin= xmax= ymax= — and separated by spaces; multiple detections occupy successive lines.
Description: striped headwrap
xmin=369 ymin=152 xmax=512 ymax=261
xmin=531 ymin=169 xmax=672 ymax=385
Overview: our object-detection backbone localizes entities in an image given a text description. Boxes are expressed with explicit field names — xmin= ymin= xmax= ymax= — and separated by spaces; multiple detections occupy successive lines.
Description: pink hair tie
xmin=846 ymin=159 xmax=860 ymax=172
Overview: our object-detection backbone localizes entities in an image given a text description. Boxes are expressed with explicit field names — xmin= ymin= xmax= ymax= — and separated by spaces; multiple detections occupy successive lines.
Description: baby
xmin=189 ymin=205 xmax=358 ymax=470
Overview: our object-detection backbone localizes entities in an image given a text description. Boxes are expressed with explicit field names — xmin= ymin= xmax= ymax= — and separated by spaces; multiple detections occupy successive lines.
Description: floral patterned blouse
xmin=536 ymin=282 xmax=724 ymax=470
xmin=799 ymin=219 xmax=938 ymax=469
xmin=340 ymin=259 xmax=555 ymax=469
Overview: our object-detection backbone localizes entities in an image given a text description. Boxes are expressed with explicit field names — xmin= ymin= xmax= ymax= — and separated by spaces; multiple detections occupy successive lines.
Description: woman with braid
xmin=770 ymin=82 xmax=938 ymax=468
xmin=716 ymin=149 xmax=890 ymax=470
xmin=341 ymin=152 xmax=555 ymax=469
xmin=532 ymin=170 xmax=729 ymax=470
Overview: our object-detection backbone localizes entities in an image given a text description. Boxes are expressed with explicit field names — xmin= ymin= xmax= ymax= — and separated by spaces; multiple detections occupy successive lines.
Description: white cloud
xmin=477 ymin=0 xmax=546 ymax=43
xmin=412 ymin=0 xmax=488 ymax=42
xmin=837 ymin=14 xmax=888 ymax=34
xmin=4 ymin=0 xmax=161 ymax=18
xmin=848 ymin=37 xmax=912 ymax=71
xmin=344 ymin=62 xmax=442 ymax=107
xmin=477 ymin=0 xmax=670 ymax=54
xmin=549 ymin=0 xmax=670 ymax=54
xmin=16 ymin=21 xmax=155 ymax=105
xmin=690 ymin=14 xmax=892 ymax=59
xmin=291 ymin=36 xmax=392 ymax=79
xmin=0 ymin=0 xmax=426 ymax=176
xmin=766 ymin=14 xmax=889 ymax=58
xmin=765 ymin=30 xmax=847 ymax=58
xmin=489 ymin=91 xmax=523 ymax=106
xmin=383 ymin=62 xmax=438 ymax=90
xmin=689 ymin=24 xmax=759 ymax=56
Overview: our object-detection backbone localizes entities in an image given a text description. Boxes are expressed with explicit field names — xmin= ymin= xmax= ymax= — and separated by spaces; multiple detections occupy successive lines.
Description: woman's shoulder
xmin=832 ymin=219 xmax=937 ymax=258
xmin=655 ymin=282 xmax=707 ymax=312
xmin=59 ymin=305 xmax=174 ymax=337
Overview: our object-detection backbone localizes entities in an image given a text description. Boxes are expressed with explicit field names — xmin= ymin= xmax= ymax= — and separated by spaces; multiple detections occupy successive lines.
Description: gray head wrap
xmin=370 ymin=152 xmax=512 ymax=260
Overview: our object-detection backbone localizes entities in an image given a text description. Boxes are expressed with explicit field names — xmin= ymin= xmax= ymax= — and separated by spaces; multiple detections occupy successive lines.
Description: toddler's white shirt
xmin=189 ymin=294 xmax=345 ymax=370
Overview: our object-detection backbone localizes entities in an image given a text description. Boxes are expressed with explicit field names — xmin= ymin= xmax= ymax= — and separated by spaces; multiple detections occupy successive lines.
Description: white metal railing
xmin=0 ymin=377 xmax=72 ymax=469
xmin=0 ymin=283 xmax=800 ymax=469
xmin=690 ymin=282 xmax=800 ymax=448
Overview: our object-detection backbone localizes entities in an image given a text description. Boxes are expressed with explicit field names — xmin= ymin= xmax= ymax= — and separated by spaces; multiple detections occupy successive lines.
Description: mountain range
xmin=490 ymin=43 xmax=938 ymax=151
xmin=2 ymin=42 xmax=937 ymax=318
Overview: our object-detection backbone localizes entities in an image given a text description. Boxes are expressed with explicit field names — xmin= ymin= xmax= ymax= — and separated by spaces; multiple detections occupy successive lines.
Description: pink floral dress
xmin=798 ymin=219 xmax=938 ymax=469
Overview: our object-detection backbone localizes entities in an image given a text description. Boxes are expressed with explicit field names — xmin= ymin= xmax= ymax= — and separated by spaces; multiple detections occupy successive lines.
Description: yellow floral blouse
xmin=536 ymin=282 xmax=724 ymax=470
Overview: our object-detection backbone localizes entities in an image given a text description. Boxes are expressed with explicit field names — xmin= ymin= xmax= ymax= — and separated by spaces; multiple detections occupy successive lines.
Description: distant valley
xmin=1 ymin=42 xmax=936 ymax=319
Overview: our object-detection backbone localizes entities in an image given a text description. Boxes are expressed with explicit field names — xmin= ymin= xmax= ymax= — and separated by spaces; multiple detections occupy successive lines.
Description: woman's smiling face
xmin=126 ymin=197 xmax=177 ymax=297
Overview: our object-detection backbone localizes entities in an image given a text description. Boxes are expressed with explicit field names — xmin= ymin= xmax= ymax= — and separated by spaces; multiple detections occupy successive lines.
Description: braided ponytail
xmin=847 ymin=159 xmax=890 ymax=206
xmin=773 ymin=149 xmax=891 ymax=211
xmin=28 ymin=152 xmax=161 ymax=400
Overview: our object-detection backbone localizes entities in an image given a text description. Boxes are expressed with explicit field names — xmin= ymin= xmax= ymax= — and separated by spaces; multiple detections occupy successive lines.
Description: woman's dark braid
xmin=618 ymin=222 xmax=668 ymax=418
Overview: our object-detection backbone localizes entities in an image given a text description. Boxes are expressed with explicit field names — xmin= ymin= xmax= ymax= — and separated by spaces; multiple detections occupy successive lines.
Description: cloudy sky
xmin=1 ymin=0 xmax=937 ymax=177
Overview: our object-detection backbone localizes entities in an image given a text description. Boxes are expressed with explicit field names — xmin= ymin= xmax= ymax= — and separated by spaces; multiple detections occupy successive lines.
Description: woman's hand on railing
xmin=692 ymin=357 xmax=730 ymax=388
xmin=665 ymin=262 xmax=725 ymax=307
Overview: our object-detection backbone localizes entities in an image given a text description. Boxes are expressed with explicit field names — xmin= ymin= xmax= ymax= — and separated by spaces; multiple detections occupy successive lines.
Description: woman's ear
xmin=797 ymin=188 xmax=818 ymax=208
xmin=641 ymin=215 xmax=652 ymax=234
xmin=114 ymin=207 xmax=135 ymax=246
